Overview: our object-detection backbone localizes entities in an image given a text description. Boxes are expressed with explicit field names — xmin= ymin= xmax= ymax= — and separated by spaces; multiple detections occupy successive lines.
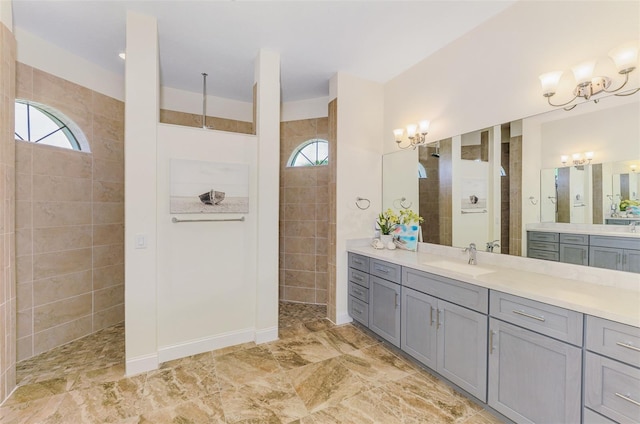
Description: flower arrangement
xmin=376 ymin=208 xmax=424 ymax=235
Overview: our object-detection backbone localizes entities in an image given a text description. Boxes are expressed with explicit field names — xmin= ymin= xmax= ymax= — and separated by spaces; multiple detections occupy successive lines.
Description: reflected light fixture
xmin=631 ymin=164 xmax=637 ymax=172
xmin=394 ymin=120 xmax=430 ymax=150
xmin=539 ymin=42 xmax=639 ymax=110
xmin=118 ymin=52 xmax=126 ymax=60
xmin=561 ymin=152 xmax=593 ymax=167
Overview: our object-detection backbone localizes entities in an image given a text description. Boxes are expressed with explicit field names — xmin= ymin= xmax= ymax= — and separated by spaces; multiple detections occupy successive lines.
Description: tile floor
xmin=1 ymin=302 xmax=504 ymax=423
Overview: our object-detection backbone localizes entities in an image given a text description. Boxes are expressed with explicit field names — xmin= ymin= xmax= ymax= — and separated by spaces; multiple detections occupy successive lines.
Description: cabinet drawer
xmin=349 ymin=268 xmax=369 ymax=288
xmin=560 ymin=233 xmax=589 ymax=245
xmin=369 ymin=258 xmax=401 ymax=284
xmin=528 ymin=231 xmax=559 ymax=243
xmin=591 ymin=236 xmax=640 ymax=250
xmin=348 ymin=281 xmax=369 ymax=303
xmin=348 ymin=296 xmax=369 ymax=326
xmin=489 ymin=291 xmax=583 ymax=346
xmin=586 ymin=315 xmax=640 ymax=367
xmin=527 ymin=249 xmax=559 ymax=261
xmin=585 ymin=352 xmax=640 ymax=424
xmin=527 ymin=240 xmax=559 ymax=252
xmin=349 ymin=253 xmax=370 ymax=273
xmin=403 ymin=268 xmax=488 ymax=313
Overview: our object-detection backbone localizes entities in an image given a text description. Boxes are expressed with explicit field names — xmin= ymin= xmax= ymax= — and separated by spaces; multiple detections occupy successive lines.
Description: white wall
xmin=0 ymin=0 xmax=12 ymax=30
xmin=383 ymin=1 xmax=639 ymax=153
xmin=281 ymin=97 xmax=329 ymax=122
xmin=382 ymin=149 xmax=418 ymax=215
xmin=160 ymin=86 xmax=253 ymax=122
xmin=332 ymin=72 xmax=384 ymax=324
xmin=156 ymin=125 xmax=258 ymax=362
xmin=124 ymin=11 xmax=159 ymax=375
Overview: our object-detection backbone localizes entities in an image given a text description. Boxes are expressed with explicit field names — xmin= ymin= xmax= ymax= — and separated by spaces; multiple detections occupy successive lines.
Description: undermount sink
xmin=423 ymin=260 xmax=496 ymax=277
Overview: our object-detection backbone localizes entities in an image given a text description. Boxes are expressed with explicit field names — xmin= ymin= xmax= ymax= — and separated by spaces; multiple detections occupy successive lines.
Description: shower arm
xmin=202 ymin=73 xmax=208 ymax=128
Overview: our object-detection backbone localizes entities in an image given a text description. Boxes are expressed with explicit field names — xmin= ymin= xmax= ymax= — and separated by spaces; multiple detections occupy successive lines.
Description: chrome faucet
xmin=486 ymin=240 xmax=500 ymax=252
xmin=631 ymin=221 xmax=639 ymax=233
xmin=464 ymin=243 xmax=477 ymax=265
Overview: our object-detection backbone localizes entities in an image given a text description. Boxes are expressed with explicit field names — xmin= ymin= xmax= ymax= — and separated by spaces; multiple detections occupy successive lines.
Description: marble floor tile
xmin=5 ymin=301 xmax=505 ymax=423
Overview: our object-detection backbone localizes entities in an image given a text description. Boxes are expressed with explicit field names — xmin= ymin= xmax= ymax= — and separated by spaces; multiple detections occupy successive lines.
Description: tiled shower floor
xmin=1 ymin=302 xmax=503 ymax=423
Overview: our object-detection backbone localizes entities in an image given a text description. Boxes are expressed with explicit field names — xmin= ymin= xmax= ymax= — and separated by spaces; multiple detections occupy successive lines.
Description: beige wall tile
xmin=15 ymin=201 xmax=32 ymax=229
xmin=17 ymin=309 xmax=31 ymax=339
xmin=282 ymin=119 xmax=317 ymax=139
xmin=93 ymin=158 xmax=123 ymax=183
xmin=283 ymin=270 xmax=315 ymax=288
xmin=94 ymin=284 xmax=123 ymax=311
xmin=32 ymin=175 xmax=92 ymax=202
xmin=93 ymin=304 xmax=124 ymax=331
xmin=91 ymin=138 xmax=124 ymax=162
xmin=33 ymin=293 xmax=92 ymax=332
xmin=93 ymin=263 xmax=124 ymax=290
xmin=283 ymin=254 xmax=316 ymax=272
xmin=33 ymin=225 xmax=92 ymax=254
xmin=92 ymin=92 xmax=124 ymax=121
xmin=92 ymin=202 xmax=123 ymax=225
xmin=15 ymin=142 xmax=32 ymax=174
xmin=93 ymin=181 xmax=124 ymax=203
xmin=15 ymin=173 xmax=31 ymax=201
xmin=93 ymin=114 xmax=124 ymax=143
xmin=33 ymin=316 xmax=92 ymax=356
xmin=15 ymin=228 xmax=32 ymax=257
xmin=33 ymin=247 xmax=92 ymax=280
xmin=16 ymin=282 xmax=32 ymax=312
xmin=32 ymin=148 xmax=92 ymax=178
xmin=315 ymin=255 xmax=328 ymax=273
xmin=93 ymin=244 xmax=124 ymax=268
xmin=15 ymin=62 xmax=33 ymax=99
xmin=16 ymin=336 xmax=32 ymax=362
xmin=32 ymin=270 xmax=92 ymax=307
xmin=16 ymin=255 xmax=33 ymax=284
xmin=33 ymin=201 xmax=92 ymax=227
xmin=284 ymin=287 xmax=315 ymax=303
xmin=93 ymin=224 xmax=124 ymax=247
xmin=32 ymin=69 xmax=92 ymax=117
xmin=283 ymin=237 xmax=316 ymax=255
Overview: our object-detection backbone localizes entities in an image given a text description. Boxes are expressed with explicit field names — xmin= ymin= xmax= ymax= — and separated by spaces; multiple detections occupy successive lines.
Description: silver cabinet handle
xmin=615 ymin=393 xmax=640 ymax=407
xmin=353 ymin=289 xmax=363 ymax=296
xmin=353 ymin=274 xmax=363 ymax=281
xmin=375 ymin=266 xmax=390 ymax=274
xmin=489 ymin=330 xmax=495 ymax=354
xmin=354 ymin=308 xmax=363 ymax=315
xmin=512 ymin=309 xmax=546 ymax=322
xmin=395 ymin=293 xmax=399 ymax=308
xmin=353 ymin=259 xmax=363 ymax=265
xmin=616 ymin=341 xmax=640 ymax=352
xmin=437 ymin=309 xmax=441 ymax=329
xmin=618 ymin=253 xmax=622 ymax=265
xmin=430 ymin=306 xmax=434 ymax=326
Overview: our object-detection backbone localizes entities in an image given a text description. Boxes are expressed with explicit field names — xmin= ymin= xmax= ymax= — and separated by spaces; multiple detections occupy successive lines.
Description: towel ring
xmin=528 ymin=196 xmax=538 ymax=205
xmin=355 ymin=197 xmax=370 ymax=210
xmin=395 ymin=197 xmax=412 ymax=209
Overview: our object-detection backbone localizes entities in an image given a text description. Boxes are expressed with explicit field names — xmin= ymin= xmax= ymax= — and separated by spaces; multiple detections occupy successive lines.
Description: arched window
xmin=287 ymin=139 xmax=328 ymax=167
xmin=14 ymin=100 xmax=88 ymax=151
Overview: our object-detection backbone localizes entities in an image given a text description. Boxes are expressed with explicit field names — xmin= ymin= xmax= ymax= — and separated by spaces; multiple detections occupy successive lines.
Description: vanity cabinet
xmin=401 ymin=268 xmax=488 ymax=401
xmin=368 ymin=259 xmax=401 ymax=347
xmin=589 ymin=236 xmax=640 ymax=273
xmin=560 ymin=233 xmax=589 ymax=266
xmin=348 ymin=253 xmax=370 ymax=326
xmin=487 ymin=291 xmax=583 ymax=424
xmin=527 ymin=231 xmax=559 ymax=261
xmin=584 ymin=316 xmax=640 ymax=423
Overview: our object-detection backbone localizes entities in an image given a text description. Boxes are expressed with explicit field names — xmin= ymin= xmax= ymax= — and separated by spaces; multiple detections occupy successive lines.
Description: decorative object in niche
xmin=539 ymin=41 xmax=639 ymax=110
xmin=461 ymin=178 xmax=487 ymax=211
xmin=170 ymin=159 xmax=249 ymax=214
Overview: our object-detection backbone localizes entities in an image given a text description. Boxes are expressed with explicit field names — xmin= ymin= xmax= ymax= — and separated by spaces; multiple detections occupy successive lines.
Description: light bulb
xmin=393 ymin=128 xmax=404 ymax=141
xmin=406 ymin=124 xmax=417 ymax=138
xmin=609 ymin=42 xmax=638 ymax=74
xmin=418 ymin=120 xmax=430 ymax=134
xmin=539 ymin=71 xmax=563 ymax=96
xmin=572 ymin=61 xmax=596 ymax=86
xmin=561 ymin=155 xmax=569 ymax=164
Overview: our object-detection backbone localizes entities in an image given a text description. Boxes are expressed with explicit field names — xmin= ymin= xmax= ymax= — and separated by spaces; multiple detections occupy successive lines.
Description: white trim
xmin=125 ymin=353 xmax=159 ymax=377
xmin=157 ymin=328 xmax=255 ymax=364
xmin=255 ymin=326 xmax=279 ymax=344
xmin=335 ymin=312 xmax=353 ymax=326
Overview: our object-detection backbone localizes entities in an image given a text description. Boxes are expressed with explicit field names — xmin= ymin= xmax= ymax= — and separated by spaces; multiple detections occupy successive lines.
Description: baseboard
xmin=126 ymin=353 xmax=159 ymax=376
xmin=335 ymin=311 xmax=353 ymax=325
xmin=157 ymin=328 xmax=255 ymax=364
xmin=255 ymin=326 xmax=278 ymax=344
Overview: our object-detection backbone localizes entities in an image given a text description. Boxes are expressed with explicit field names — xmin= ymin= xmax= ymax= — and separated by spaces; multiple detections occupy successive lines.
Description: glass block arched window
xmin=287 ymin=139 xmax=329 ymax=167
xmin=14 ymin=100 xmax=89 ymax=151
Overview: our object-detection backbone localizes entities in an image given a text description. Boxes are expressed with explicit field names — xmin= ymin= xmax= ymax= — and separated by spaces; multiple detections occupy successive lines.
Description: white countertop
xmin=526 ymin=222 xmax=640 ymax=238
xmin=348 ymin=244 xmax=640 ymax=328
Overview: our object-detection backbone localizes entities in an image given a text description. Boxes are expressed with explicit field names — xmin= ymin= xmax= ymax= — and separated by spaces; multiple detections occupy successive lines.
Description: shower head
xmin=431 ymin=152 xmax=440 ymax=158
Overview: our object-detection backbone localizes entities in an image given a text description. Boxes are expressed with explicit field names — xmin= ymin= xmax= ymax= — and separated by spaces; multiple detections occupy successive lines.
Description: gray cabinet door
xmin=590 ymin=246 xmax=624 ymax=271
xmin=624 ymin=249 xmax=640 ymax=273
xmin=437 ymin=300 xmax=487 ymax=402
xmin=369 ymin=276 xmax=401 ymax=347
xmin=560 ymin=243 xmax=588 ymax=265
xmin=488 ymin=318 xmax=582 ymax=424
xmin=401 ymin=287 xmax=437 ymax=369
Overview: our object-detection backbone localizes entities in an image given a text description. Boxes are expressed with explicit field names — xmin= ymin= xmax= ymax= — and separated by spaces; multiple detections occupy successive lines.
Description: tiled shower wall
xmin=15 ymin=64 xmax=124 ymax=361
xmin=160 ymin=109 xmax=253 ymax=134
xmin=279 ymin=118 xmax=329 ymax=304
xmin=0 ymin=22 xmax=17 ymax=402
xmin=327 ymin=99 xmax=337 ymax=322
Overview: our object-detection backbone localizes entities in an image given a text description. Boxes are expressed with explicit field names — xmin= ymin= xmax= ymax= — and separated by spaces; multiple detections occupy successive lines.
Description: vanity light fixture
xmin=539 ymin=42 xmax=639 ymax=110
xmin=561 ymin=152 xmax=594 ymax=167
xmin=394 ymin=120 xmax=430 ymax=150
xmin=632 ymin=164 xmax=637 ymax=172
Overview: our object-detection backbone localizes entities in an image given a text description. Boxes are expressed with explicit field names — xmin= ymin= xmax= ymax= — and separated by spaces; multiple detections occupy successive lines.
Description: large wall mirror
xmin=382 ymin=94 xmax=639 ymax=269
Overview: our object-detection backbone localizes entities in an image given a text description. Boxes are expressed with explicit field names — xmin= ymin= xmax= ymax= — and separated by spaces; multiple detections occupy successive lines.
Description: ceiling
xmin=11 ymin=1 xmax=515 ymax=103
